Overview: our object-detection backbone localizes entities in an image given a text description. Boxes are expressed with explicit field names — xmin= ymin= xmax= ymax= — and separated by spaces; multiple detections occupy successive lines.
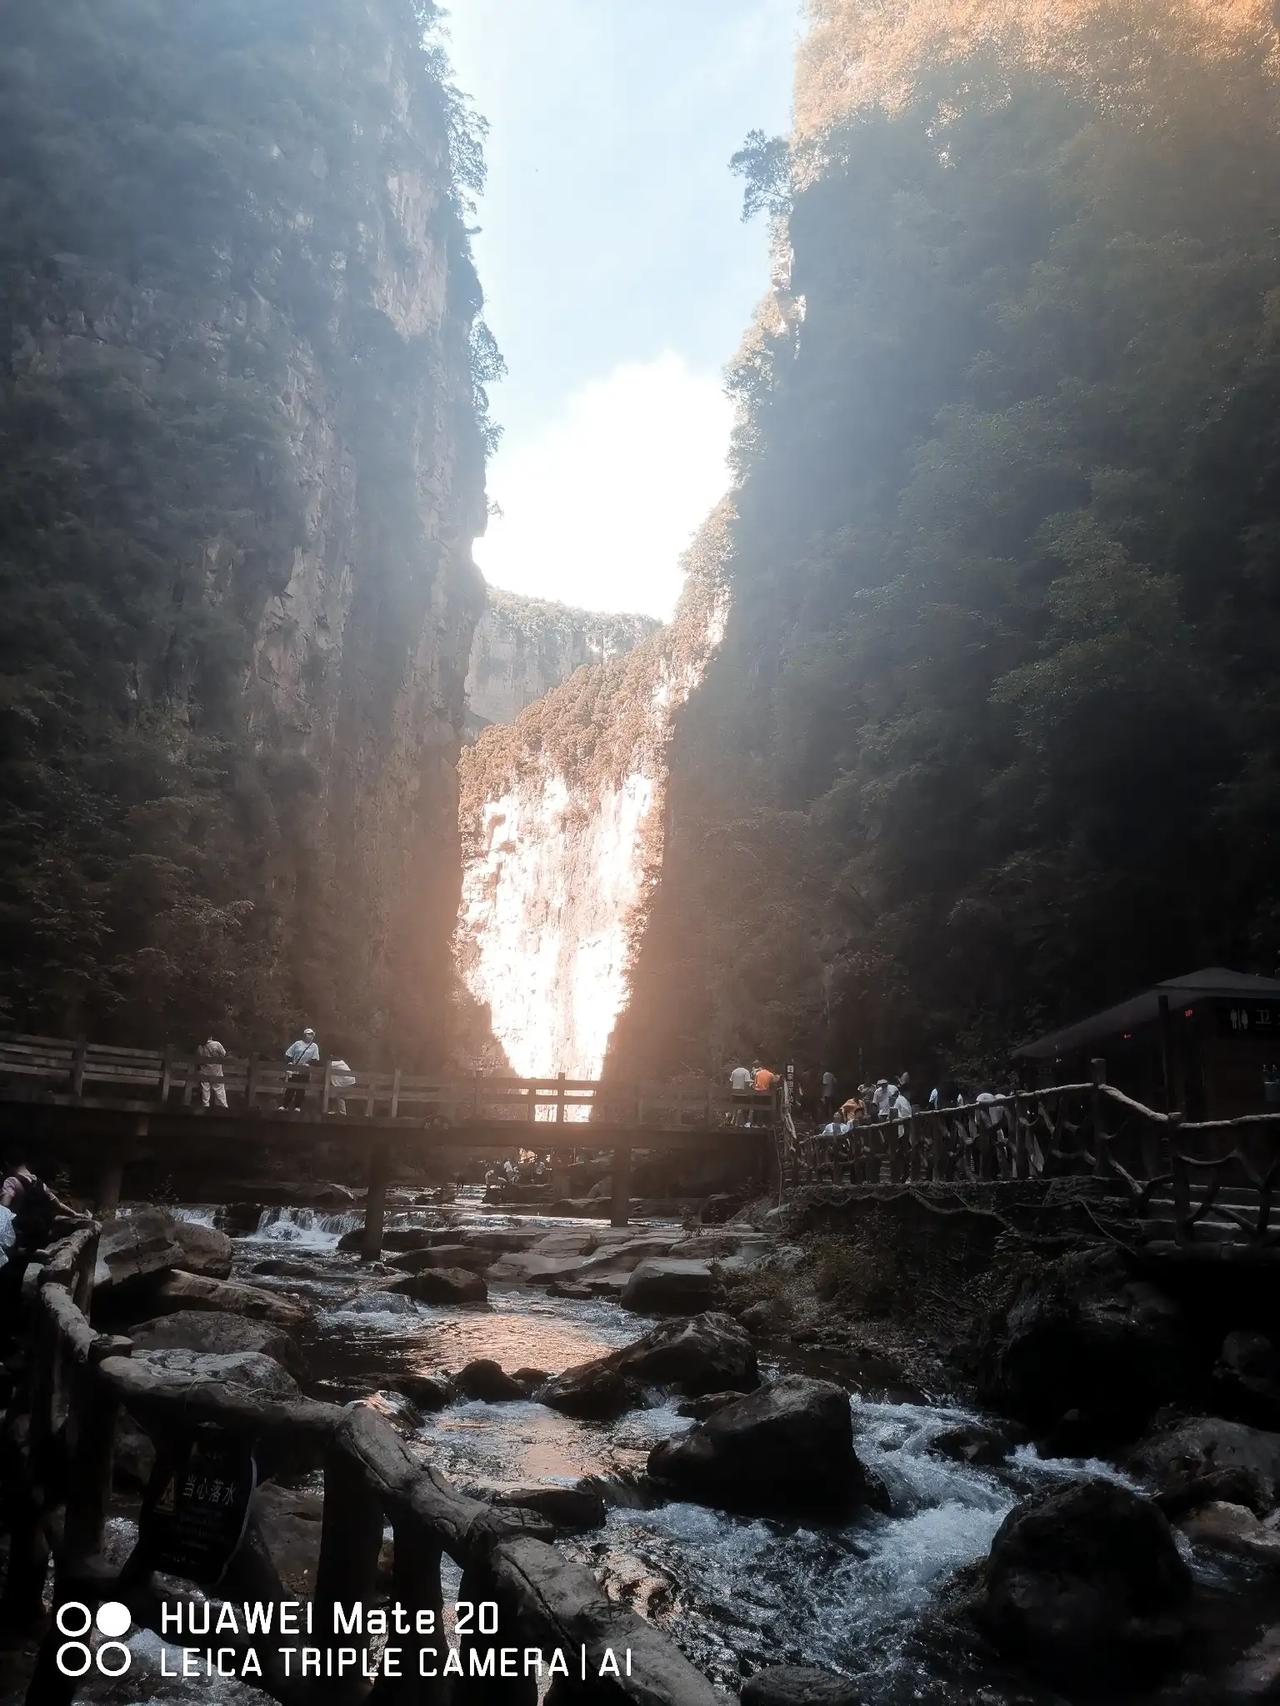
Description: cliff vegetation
xmin=615 ymin=0 xmax=1280 ymax=1082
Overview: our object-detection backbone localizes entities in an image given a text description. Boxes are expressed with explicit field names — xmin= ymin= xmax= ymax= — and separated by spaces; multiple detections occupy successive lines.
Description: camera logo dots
xmin=55 ymin=1602 xmax=132 ymax=1676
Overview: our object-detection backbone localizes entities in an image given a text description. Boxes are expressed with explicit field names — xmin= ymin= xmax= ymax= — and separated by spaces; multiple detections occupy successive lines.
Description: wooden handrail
xmin=8 ymin=1229 xmax=731 ymax=1705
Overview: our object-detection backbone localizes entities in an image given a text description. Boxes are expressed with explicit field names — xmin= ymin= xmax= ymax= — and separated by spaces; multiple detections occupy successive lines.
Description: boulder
xmin=388 ymin=1244 xmax=497 ymax=1275
xmin=541 ymin=1314 xmax=757 ymax=1420
xmin=394 ymin=1374 xmax=451 ymax=1411
xmin=741 ymin=1668 xmax=861 ymax=1705
xmin=170 ymin=1219 xmax=234 ymax=1280
xmin=336 ymin=1291 xmax=418 ymax=1316
xmin=1181 ymin=1501 xmax=1280 ymax=1568
xmin=1129 ymin=1416 xmax=1280 ymax=1511
xmin=147 ymin=1270 xmax=310 ymax=1328
xmin=548 ymin=1281 xmax=593 ymax=1300
xmin=128 ymin=1347 xmax=300 ymax=1400
xmin=511 ymin=1367 xmax=549 ymax=1389
xmin=992 ymin=1247 xmax=1192 ymax=1447
xmin=337 ymin=1227 xmax=368 ymax=1252
xmin=1155 ymin=1467 xmax=1273 ymax=1520
xmin=677 ymin=1391 xmax=745 ymax=1422
xmin=359 ymin=1390 xmax=422 ymax=1433
xmin=382 ymin=1227 xmax=443 ymax=1251
xmin=647 ymin=1376 xmax=882 ymax=1518
xmin=621 ymin=1258 xmax=720 ymax=1315
xmin=455 ymin=1359 xmax=525 ymax=1403
xmin=615 ymin=1313 xmax=758 ymax=1397
xmin=125 ymin=1311 xmax=302 ymax=1378
xmin=972 ymin=1479 xmax=1191 ymax=1690
xmin=482 ymin=1485 xmax=607 ymax=1532
xmin=1215 ymin=1331 xmax=1280 ymax=1429
xmin=385 ymin=1267 xmax=488 ymax=1306
xmin=94 ymin=1210 xmax=183 ymax=1293
xmin=930 ymin=1421 xmax=1019 ymax=1469
xmin=251 ymin=1257 xmax=321 ymax=1280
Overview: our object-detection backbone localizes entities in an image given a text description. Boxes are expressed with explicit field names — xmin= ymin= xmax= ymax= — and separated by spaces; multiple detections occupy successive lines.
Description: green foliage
xmin=730 ymin=128 xmax=791 ymax=222
xmin=621 ymin=22 xmax=1280 ymax=1085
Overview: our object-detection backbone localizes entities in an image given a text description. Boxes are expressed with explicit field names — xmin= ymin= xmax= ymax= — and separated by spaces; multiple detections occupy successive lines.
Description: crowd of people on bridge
xmin=191 ymin=1025 xmax=356 ymax=1113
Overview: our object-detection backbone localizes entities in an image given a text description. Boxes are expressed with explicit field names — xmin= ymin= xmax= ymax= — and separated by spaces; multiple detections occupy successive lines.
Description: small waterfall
xmin=250 ymin=1206 xmax=363 ymax=1248
xmin=169 ymin=1205 xmax=219 ymax=1228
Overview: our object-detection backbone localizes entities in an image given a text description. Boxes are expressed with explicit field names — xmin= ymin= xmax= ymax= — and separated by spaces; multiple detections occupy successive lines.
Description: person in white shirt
xmin=821 ymin=1068 xmax=837 ymax=1118
xmin=729 ymin=1064 xmax=753 ymax=1091
xmin=872 ymin=1079 xmax=893 ymax=1120
xmin=196 ymin=1034 xmax=228 ymax=1109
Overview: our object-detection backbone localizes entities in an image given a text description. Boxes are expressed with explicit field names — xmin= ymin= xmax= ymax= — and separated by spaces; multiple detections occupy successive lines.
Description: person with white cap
xmin=282 ymin=1026 xmax=319 ymax=1110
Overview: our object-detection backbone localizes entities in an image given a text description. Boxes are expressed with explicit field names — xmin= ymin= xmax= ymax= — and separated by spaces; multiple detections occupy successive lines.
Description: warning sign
xmin=138 ymin=1429 xmax=257 ymax=1587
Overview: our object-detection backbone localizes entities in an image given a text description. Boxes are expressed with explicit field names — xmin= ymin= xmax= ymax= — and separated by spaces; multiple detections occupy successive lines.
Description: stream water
xmin=90 ymin=1197 xmax=1255 ymax=1705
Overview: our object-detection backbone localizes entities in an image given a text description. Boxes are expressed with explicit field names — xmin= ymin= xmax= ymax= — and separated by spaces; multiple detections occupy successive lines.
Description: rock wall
xmin=0 ymin=0 xmax=489 ymax=1057
xmin=465 ymin=589 xmax=657 ymax=737
xmin=455 ymin=515 xmax=729 ymax=1077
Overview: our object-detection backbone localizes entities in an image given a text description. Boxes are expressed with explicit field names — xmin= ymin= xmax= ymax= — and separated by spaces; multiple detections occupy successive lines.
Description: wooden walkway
xmin=3 ymin=1226 xmax=723 ymax=1705
xmin=0 ymin=1032 xmax=777 ymax=1237
xmin=781 ymin=1068 xmax=1280 ymax=1256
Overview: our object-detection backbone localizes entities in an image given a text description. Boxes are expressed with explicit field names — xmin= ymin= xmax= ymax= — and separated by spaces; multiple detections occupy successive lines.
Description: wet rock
xmin=337 ymin=1226 xmax=368 ymax=1252
xmin=1129 ymin=1415 xmax=1280 ymax=1511
xmin=129 ymin=1347 xmax=300 ymax=1399
xmin=359 ymin=1390 xmax=421 ymax=1433
xmin=1181 ymin=1500 xmax=1280 ymax=1567
xmin=540 ymin=1361 xmax=640 ymax=1420
xmin=621 ymin=1258 xmax=720 ymax=1315
xmin=616 ymin=1313 xmax=758 ymax=1396
xmin=385 ymin=1267 xmax=488 ymax=1306
xmin=931 ymin=1421 xmax=1019 ymax=1469
xmin=482 ymin=1485 xmax=607 ymax=1532
xmin=382 ymin=1226 xmax=442 ymax=1251
xmin=575 ymin=1471 xmax=665 ymax=1511
xmin=647 ymin=1376 xmax=884 ymax=1518
xmin=393 ymin=1374 xmax=451 ymax=1411
xmin=741 ymin=1667 xmax=861 ymax=1705
xmin=251 ymin=1257 xmax=321 ymax=1280
xmin=336 ymin=1290 xmax=418 ymax=1316
xmin=1214 ymin=1330 xmax=1280 ymax=1429
xmin=1154 ymin=1466 xmax=1273 ymax=1519
xmin=548 ymin=1281 xmax=593 ymax=1299
xmin=455 ymin=1359 xmax=525 ymax=1403
xmin=511 ymin=1367 xmax=549 ymax=1389
xmin=991 ymin=1247 xmax=1192 ymax=1448
xmin=125 ymin=1310 xmax=302 ymax=1377
xmin=739 ymin=1299 xmax=784 ymax=1333
xmin=93 ymin=1209 xmax=184 ymax=1294
xmin=677 ymin=1391 xmax=743 ymax=1421
xmin=541 ymin=1313 xmax=757 ymax=1420
xmin=971 ymin=1479 xmax=1191 ymax=1690
xmin=170 ymin=1219 xmax=233 ymax=1280
xmin=388 ymin=1244 xmax=498 ymax=1275
xmin=148 ymin=1269 xmax=310 ymax=1328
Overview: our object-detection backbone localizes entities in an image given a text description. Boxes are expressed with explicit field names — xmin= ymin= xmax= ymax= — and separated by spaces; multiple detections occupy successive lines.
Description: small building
xmin=1015 ymin=967 xmax=1280 ymax=1120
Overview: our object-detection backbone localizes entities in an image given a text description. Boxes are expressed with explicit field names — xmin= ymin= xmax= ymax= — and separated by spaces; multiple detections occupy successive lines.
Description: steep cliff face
xmin=464 ymin=590 xmax=657 ymax=736
xmin=0 ymin=0 xmax=488 ymax=1056
xmin=615 ymin=0 xmax=1280 ymax=1084
xmin=455 ymin=519 xmax=728 ymax=1078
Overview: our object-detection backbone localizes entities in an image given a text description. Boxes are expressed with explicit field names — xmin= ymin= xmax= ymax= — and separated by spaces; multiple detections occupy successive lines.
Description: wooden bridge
xmin=780 ymin=1065 xmax=1280 ymax=1257
xmin=0 ymin=1033 xmax=777 ymax=1239
xmin=2 ymin=1226 xmax=724 ymax=1705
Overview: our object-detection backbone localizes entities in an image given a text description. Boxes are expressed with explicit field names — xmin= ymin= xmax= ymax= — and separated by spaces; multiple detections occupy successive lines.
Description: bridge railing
xmin=4 ymin=1226 xmax=724 ymax=1705
xmin=783 ymin=1078 xmax=1280 ymax=1250
xmin=0 ymin=1034 xmax=775 ymax=1131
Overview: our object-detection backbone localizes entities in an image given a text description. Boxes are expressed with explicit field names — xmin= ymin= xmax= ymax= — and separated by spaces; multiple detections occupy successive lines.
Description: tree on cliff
xmin=614 ymin=1 xmax=1280 ymax=1081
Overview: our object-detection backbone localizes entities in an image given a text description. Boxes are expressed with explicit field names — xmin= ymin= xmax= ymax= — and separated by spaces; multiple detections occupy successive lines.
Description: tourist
xmin=0 ymin=1154 xmax=86 ymax=1321
xmin=753 ymin=1061 xmax=777 ymax=1093
xmin=328 ymin=1057 xmax=356 ymax=1114
xmin=282 ymin=1026 xmax=319 ymax=1111
xmin=729 ymin=1062 xmax=753 ymax=1092
xmin=196 ymin=1031 xmax=228 ymax=1110
xmin=820 ymin=1067 xmax=837 ymax=1119
xmin=871 ymin=1078 xmax=893 ymax=1120
xmin=839 ymin=1088 xmax=866 ymax=1124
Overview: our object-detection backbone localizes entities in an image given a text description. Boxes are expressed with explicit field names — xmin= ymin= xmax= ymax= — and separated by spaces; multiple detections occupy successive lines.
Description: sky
xmin=443 ymin=0 xmax=799 ymax=619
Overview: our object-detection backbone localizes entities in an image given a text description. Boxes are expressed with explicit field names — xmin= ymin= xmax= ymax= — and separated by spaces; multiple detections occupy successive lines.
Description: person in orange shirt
xmin=753 ymin=1061 xmax=777 ymax=1093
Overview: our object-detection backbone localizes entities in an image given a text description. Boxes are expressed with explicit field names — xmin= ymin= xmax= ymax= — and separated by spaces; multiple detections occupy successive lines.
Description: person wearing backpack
xmin=0 ymin=1152 xmax=86 ymax=1324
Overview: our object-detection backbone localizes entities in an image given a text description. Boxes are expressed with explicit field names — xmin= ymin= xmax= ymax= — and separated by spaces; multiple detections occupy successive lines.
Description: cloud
xmin=474 ymin=352 xmax=733 ymax=620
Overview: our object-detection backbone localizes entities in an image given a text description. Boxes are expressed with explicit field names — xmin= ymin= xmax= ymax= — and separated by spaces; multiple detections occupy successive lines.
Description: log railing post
xmin=94 ymin=1148 xmax=124 ymax=1218
xmin=70 ymin=1038 xmax=87 ymax=1100
xmin=390 ymin=1068 xmax=402 ymax=1120
xmin=610 ymin=1145 xmax=631 ymax=1229
xmin=383 ymin=1521 xmax=447 ymax=1701
xmin=321 ymin=1058 xmax=333 ymax=1116
xmin=361 ymin=1137 xmax=391 ymax=1260
xmin=314 ymin=1445 xmax=384 ymax=1701
xmin=555 ymin=1072 xmax=566 ymax=1125
xmin=452 ymin=1560 xmax=537 ymax=1706
xmin=159 ymin=1047 xmax=174 ymax=1104
xmin=1089 ymin=1058 xmax=1109 ymax=1176
xmin=63 ymin=1355 xmax=121 ymax=1567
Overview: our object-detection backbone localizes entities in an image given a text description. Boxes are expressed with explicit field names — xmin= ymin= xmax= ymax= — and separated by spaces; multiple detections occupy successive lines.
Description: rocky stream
xmin=57 ymin=1191 xmax=1280 ymax=1705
